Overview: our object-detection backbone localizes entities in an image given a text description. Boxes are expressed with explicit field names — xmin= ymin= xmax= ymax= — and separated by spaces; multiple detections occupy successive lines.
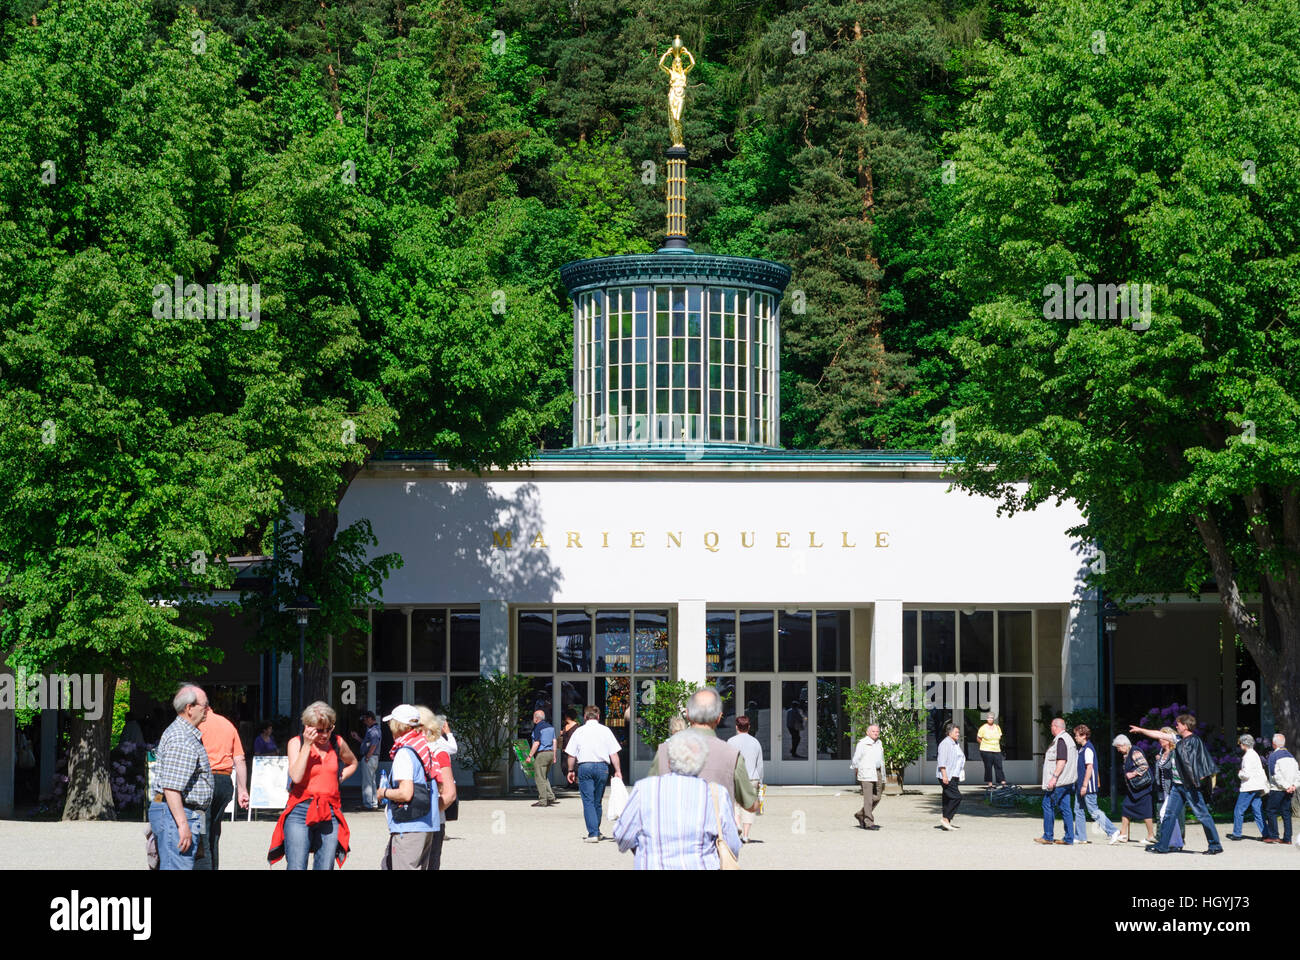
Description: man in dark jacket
xmin=1130 ymin=713 xmax=1223 ymax=855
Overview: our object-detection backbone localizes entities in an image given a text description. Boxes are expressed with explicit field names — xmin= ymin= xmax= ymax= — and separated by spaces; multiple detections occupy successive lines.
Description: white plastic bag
xmin=607 ymin=776 xmax=630 ymax=820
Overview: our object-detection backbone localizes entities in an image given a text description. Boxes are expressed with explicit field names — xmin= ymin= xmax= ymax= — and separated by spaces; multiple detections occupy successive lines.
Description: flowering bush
xmin=109 ymin=738 xmax=149 ymax=810
xmin=1131 ymin=703 xmax=1239 ymax=813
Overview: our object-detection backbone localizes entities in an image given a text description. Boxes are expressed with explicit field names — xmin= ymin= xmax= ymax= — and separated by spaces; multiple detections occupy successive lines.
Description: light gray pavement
xmin=0 ymin=786 xmax=1291 ymax=870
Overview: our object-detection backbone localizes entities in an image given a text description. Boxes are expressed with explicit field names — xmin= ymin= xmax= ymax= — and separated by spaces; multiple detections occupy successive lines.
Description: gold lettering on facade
xmin=808 ymin=531 xmax=824 ymax=548
xmin=566 ymin=531 xmax=583 ymax=548
xmin=875 ymin=531 xmax=890 ymax=548
xmin=842 ymin=531 xmax=856 ymax=548
xmin=667 ymin=531 xmax=683 ymax=548
xmin=491 ymin=530 xmax=513 ymax=549
xmin=630 ymin=531 xmax=645 ymax=548
xmin=703 ymin=531 xmax=720 ymax=553
xmin=531 ymin=532 xmax=548 ymax=549
xmin=741 ymin=531 xmax=755 ymax=548
xmin=776 ymin=531 xmax=790 ymax=548
xmin=602 ymin=531 xmax=610 ymax=548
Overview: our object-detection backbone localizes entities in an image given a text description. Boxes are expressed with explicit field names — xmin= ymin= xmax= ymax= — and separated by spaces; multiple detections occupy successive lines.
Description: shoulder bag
xmin=712 ymin=786 xmax=740 ymax=870
xmin=388 ymin=747 xmax=433 ymax=825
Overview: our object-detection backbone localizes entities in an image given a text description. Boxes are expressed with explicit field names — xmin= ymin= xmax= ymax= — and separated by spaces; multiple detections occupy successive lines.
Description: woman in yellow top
xmin=976 ymin=712 xmax=1008 ymax=787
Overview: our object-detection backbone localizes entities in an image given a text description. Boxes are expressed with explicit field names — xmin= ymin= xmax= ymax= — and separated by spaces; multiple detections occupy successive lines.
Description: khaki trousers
xmin=533 ymin=752 xmax=556 ymax=803
xmin=860 ymin=779 xmax=882 ymax=825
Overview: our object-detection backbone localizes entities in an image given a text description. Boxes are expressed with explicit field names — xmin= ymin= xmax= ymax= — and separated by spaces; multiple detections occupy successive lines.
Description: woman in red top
xmin=268 ymin=701 xmax=358 ymax=869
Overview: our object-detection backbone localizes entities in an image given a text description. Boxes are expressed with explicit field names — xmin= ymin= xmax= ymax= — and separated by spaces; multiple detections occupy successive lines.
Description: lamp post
xmin=288 ymin=594 xmax=317 ymax=718
xmin=1102 ymin=598 xmax=1121 ymax=811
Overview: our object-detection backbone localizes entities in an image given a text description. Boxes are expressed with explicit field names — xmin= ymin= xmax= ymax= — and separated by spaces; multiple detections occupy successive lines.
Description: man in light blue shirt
xmin=936 ymin=722 xmax=966 ymax=831
xmin=615 ymin=730 xmax=741 ymax=869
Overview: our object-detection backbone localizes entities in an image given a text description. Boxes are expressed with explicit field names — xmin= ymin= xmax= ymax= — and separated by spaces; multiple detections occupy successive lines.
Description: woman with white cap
xmin=379 ymin=704 xmax=441 ymax=869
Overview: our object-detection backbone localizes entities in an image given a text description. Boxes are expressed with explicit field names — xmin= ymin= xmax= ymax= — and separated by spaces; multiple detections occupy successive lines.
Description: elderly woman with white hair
xmin=614 ymin=730 xmax=742 ymax=869
xmin=1112 ymin=734 xmax=1155 ymax=844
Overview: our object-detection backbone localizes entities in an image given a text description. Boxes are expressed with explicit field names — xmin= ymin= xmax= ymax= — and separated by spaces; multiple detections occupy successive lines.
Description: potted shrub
xmin=449 ymin=671 xmax=534 ymax=797
xmin=843 ymin=681 xmax=927 ymax=794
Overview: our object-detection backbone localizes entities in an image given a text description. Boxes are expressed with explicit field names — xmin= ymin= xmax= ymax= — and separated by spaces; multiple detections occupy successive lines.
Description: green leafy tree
xmin=0 ymin=1 xmax=280 ymax=818
xmin=843 ymin=680 xmax=927 ymax=779
xmin=450 ymin=671 xmax=536 ymax=773
xmin=757 ymin=0 xmax=944 ymax=448
xmin=943 ymin=0 xmax=1300 ymax=747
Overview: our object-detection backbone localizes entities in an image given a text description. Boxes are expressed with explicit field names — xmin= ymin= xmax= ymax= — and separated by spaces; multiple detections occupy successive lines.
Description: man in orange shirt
xmin=197 ymin=708 xmax=249 ymax=870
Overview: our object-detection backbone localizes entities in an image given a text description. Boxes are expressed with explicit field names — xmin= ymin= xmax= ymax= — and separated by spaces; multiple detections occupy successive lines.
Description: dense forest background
xmin=3 ymin=0 xmax=1018 ymax=453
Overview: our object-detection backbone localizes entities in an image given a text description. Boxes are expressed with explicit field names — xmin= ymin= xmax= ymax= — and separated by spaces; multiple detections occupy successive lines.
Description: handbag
xmin=607 ymin=776 xmax=630 ymax=820
xmin=443 ymin=798 xmax=459 ymax=822
xmin=388 ymin=747 xmax=434 ymax=825
xmin=712 ymin=788 xmax=740 ymax=870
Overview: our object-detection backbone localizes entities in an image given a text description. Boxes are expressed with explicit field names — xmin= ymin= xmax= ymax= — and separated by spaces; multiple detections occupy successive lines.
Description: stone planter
xmin=883 ymin=773 xmax=904 ymax=796
xmin=473 ymin=771 xmax=506 ymax=798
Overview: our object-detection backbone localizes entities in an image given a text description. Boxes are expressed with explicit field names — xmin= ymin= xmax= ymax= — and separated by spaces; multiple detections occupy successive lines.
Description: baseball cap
xmin=382 ymin=704 xmax=420 ymax=725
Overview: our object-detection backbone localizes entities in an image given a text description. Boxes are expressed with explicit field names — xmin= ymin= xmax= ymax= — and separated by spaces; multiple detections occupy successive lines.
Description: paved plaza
xmin=1 ymin=786 xmax=1291 ymax=870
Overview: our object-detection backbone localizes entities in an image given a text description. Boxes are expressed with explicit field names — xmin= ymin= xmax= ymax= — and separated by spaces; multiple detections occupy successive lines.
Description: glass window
xmin=556 ymin=610 xmax=592 ymax=672
xmin=778 ymin=611 xmax=813 ymax=672
xmin=331 ymin=623 xmax=367 ymax=673
xmin=739 ymin=611 xmax=774 ymax=672
xmin=517 ymin=610 xmax=553 ymax=672
xmin=372 ymin=609 xmax=407 ymax=672
xmin=374 ymin=679 xmax=404 ymax=756
xmin=903 ymin=610 xmax=918 ymax=674
xmin=999 ymin=611 xmax=1033 ymax=672
xmin=599 ymin=676 xmax=631 ymax=754
xmin=410 ymin=609 xmax=446 ymax=672
xmin=816 ymin=610 xmax=851 ymax=672
xmin=634 ymin=610 xmax=670 ymax=673
xmin=450 ymin=610 xmax=480 ymax=672
xmin=710 ymin=677 xmax=737 ymax=741
xmin=412 ymin=679 xmax=443 ymax=713
xmin=816 ymin=676 xmax=851 ymax=760
xmin=330 ymin=676 xmax=362 ymax=752
xmin=960 ymin=610 xmax=995 ymax=673
xmin=594 ymin=610 xmax=631 ymax=673
xmin=635 ymin=677 xmax=667 ymax=760
xmin=518 ymin=677 xmax=553 ymax=738
xmin=921 ymin=610 xmax=956 ymax=673
xmin=997 ymin=676 xmax=1033 ymax=761
xmin=705 ymin=610 xmax=737 ymax=673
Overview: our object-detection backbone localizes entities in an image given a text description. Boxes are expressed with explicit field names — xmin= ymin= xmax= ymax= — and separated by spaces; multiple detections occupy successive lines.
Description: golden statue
xmin=658 ymin=36 xmax=695 ymax=147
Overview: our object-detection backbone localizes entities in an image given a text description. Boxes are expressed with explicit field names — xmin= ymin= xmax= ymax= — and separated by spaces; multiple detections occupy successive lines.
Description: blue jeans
xmin=1042 ymin=785 xmax=1075 ymax=842
xmin=283 ymin=800 xmax=339 ymax=870
xmin=148 ymin=801 xmax=201 ymax=871
xmin=577 ymin=762 xmax=610 ymax=837
xmin=1155 ymin=784 xmax=1221 ymax=852
xmin=1232 ymin=789 xmax=1265 ymax=836
xmin=1075 ymin=790 xmax=1118 ymax=839
xmin=1157 ymin=792 xmax=1184 ymax=848
xmin=1263 ymin=789 xmax=1293 ymax=842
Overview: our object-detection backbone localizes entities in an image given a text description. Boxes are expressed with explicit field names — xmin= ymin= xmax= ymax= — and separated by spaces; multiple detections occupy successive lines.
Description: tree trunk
xmin=302 ymin=507 xmax=341 ymax=708
xmin=62 ymin=671 xmax=118 ymax=821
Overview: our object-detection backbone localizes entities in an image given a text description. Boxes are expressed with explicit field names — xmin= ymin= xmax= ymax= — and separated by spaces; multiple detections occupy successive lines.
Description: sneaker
xmin=1203 ymin=848 xmax=1223 ymax=855
xmin=940 ymin=821 xmax=954 ymax=831
xmin=1143 ymin=837 xmax=1156 ymax=844
xmin=1226 ymin=833 xmax=1243 ymax=840
xmin=583 ymin=835 xmax=601 ymax=843
xmin=1108 ymin=832 xmax=1124 ymax=845
xmin=1077 ymin=839 xmax=1091 ymax=844
xmin=531 ymin=801 xmax=547 ymax=807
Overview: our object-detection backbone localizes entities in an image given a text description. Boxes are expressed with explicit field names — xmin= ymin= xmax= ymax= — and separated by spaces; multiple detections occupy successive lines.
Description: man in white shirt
xmin=726 ymin=715 xmax=764 ymax=842
xmin=851 ymin=723 xmax=886 ymax=830
xmin=564 ymin=705 xmax=624 ymax=842
xmin=936 ymin=722 xmax=966 ymax=831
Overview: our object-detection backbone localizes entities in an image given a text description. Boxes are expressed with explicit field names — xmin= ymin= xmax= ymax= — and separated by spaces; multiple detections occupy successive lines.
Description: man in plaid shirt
xmin=147 ymin=684 xmax=213 ymax=870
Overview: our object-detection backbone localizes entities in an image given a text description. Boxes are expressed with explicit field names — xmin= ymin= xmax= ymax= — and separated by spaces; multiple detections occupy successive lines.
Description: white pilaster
xmin=870 ymin=599 xmax=903 ymax=684
xmin=1064 ymin=592 xmax=1100 ymax=710
xmin=479 ymin=600 xmax=510 ymax=674
xmin=675 ymin=600 xmax=707 ymax=686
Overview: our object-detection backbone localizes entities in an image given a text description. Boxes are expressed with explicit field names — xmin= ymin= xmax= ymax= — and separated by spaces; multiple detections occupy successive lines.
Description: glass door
xmin=779 ymin=677 xmax=815 ymax=782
